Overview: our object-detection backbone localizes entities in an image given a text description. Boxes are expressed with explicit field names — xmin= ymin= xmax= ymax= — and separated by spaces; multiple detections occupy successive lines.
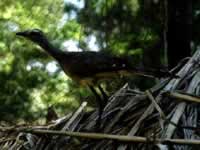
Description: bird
xmin=16 ymin=29 xmax=176 ymax=129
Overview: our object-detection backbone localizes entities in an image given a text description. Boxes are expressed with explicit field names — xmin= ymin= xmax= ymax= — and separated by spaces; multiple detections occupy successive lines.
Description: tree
xmin=167 ymin=0 xmax=192 ymax=68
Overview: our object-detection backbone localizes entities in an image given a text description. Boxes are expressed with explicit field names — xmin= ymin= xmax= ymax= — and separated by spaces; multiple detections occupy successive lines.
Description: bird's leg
xmin=97 ymin=84 xmax=108 ymax=106
xmin=88 ymin=85 xmax=103 ymax=131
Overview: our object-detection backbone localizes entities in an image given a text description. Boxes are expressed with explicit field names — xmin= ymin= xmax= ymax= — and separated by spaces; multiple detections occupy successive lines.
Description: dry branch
xmin=22 ymin=129 xmax=200 ymax=145
xmin=165 ymin=91 xmax=200 ymax=103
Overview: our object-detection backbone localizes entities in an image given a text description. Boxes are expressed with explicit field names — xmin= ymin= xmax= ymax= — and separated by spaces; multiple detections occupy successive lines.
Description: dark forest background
xmin=0 ymin=0 xmax=197 ymax=122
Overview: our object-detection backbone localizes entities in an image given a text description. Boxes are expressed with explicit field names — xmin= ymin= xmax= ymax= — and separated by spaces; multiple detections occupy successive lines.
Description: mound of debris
xmin=1 ymin=49 xmax=200 ymax=150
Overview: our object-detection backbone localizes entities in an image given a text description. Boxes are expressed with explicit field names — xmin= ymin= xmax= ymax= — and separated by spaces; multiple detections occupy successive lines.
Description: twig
xmin=162 ymin=102 xmax=186 ymax=139
xmin=61 ymin=101 xmax=87 ymax=131
xmin=0 ymin=138 xmax=17 ymax=143
xmin=117 ymin=100 xmax=158 ymax=150
xmin=164 ymin=91 xmax=200 ymax=103
xmin=104 ymin=95 xmax=146 ymax=133
xmin=54 ymin=101 xmax=87 ymax=144
xmin=23 ymin=129 xmax=200 ymax=145
xmin=146 ymin=90 xmax=166 ymax=119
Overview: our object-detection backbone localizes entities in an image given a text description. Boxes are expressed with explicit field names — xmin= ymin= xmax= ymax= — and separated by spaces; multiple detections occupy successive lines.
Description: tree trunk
xmin=167 ymin=0 xmax=192 ymax=69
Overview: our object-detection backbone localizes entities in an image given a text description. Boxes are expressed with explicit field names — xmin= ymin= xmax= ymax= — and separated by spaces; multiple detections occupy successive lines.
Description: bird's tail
xmin=125 ymin=56 xmax=178 ymax=79
xmin=132 ymin=66 xmax=179 ymax=79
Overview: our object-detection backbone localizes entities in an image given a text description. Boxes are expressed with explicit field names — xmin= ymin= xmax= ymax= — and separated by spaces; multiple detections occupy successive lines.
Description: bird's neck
xmin=37 ymin=38 xmax=63 ymax=60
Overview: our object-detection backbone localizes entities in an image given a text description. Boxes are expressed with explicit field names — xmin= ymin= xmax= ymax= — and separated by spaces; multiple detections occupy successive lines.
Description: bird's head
xmin=16 ymin=29 xmax=47 ymax=44
xmin=16 ymin=29 xmax=62 ymax=59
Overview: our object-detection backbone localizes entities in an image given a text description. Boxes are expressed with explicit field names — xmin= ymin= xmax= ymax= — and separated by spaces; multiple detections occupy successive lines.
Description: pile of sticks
xmin=1 ymin=49 xmax=200 ymax=150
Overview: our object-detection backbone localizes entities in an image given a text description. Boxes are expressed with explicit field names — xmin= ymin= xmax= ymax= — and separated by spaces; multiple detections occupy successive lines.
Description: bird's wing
xmin=63 ymin=52 xmax=132 ymax=77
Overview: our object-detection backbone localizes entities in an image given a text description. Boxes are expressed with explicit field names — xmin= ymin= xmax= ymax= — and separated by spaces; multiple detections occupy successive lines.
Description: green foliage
xmin=0 ymin=0 xmax=78 ymax=121
xmin=77 ymin=0 xmax=160 ymax=57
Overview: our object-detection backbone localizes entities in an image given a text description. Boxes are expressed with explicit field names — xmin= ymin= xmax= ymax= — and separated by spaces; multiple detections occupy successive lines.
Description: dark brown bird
xmin=16 ymin=29 xmax=175 ymax=128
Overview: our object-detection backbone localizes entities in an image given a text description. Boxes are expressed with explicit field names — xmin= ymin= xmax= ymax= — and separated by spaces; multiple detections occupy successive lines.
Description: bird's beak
xmin=16 ymin=31 xmax=27 ymax=36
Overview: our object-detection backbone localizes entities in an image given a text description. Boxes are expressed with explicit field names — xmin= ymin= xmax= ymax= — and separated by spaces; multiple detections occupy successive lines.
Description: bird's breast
xmin=60 ymin=63 xmax=94 ymax=86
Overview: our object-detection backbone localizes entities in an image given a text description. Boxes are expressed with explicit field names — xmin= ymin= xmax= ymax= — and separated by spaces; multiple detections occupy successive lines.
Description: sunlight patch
xmin=62 ymin=40 xmax=82 ymax=52
xmin=46 ymin=61 xmax=58 ymax=74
